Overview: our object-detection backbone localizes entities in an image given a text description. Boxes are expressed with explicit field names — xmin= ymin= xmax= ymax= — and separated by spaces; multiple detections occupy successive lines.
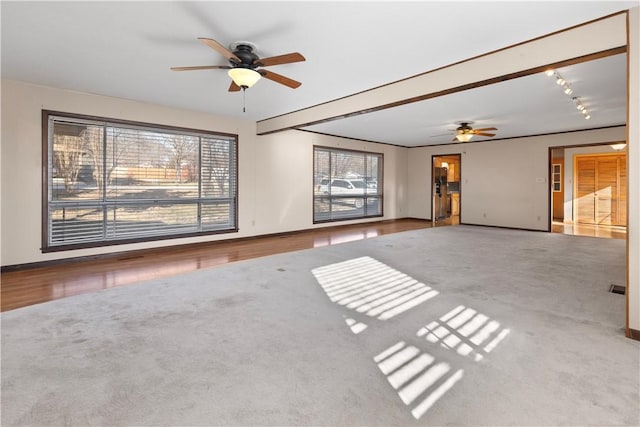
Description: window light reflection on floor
xmin=344 ymin=317 xmax=368 ymax=334
xmin=417 ymin=305 xmax=511 ymax=362
xmin=311 ymin=257 xmax=439 ymax=320
xmin=374 ymin=341 xmax=464 ymax=419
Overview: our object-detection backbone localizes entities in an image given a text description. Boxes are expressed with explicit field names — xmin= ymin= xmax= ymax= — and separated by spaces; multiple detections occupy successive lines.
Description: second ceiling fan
xmin=453 ymin=122 xmax=497 ymax=142
xmin=171 ymin=37 xmax=305 ymax=92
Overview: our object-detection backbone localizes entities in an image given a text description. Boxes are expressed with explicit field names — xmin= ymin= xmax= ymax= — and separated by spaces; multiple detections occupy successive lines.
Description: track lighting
xmin=572 ymin=97 xmax=591 ymax=120
xmin=547 ymin=70 xmax=593 ymax=120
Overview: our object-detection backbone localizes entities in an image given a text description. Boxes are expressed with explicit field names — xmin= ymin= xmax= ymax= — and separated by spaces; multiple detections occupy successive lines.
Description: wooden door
xmin=619 ymin=159 xmax=627 ymax=224
xmin=575 ymin=157 xmax=596 ymax=224
xmin=574 ymin=154 xmax=626 ymax=226
xmin=595 ymin=157 xmax=618 ymax=225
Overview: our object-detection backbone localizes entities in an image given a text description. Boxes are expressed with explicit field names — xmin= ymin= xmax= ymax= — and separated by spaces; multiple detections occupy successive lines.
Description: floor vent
xmin=609 ymin=284 xmax=626 ymax=295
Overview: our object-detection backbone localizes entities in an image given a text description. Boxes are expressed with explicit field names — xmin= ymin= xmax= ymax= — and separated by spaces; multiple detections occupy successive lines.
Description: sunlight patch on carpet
xmin=344 ymin=317 xmax=368 ymax=334
xmin=417 ymin=305 xmax=511 ymax=362
xmin=311 ymin=256 xmax=439 ymax=320
xmin=374 ymin=341 xmax=464 ymax=419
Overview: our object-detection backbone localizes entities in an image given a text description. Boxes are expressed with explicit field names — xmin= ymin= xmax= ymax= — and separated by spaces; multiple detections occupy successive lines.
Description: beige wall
xmin=246 ymin=130 xmax=408 ymax=236
xmin=0 ymin=79 xmax=408 ymax=266
xmin=407 ymin=127 xmax=627 ymax=230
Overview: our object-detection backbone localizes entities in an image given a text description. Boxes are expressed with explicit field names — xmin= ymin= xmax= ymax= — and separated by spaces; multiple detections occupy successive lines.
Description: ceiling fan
xmin=171 ymin=37 xmax=305 ymax=92
xmin=453 ymin=122 xmax=497 ymax=142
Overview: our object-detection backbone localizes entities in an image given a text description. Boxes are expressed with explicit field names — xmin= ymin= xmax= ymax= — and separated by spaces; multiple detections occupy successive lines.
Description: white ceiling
xmin=1 ymin=1 xmax=636 ymax=147
xmin=302 ymin=53 xmax=627 ymax=146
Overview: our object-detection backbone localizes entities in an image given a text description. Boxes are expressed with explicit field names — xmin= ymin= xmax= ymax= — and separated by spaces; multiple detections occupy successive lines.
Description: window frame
xmin=552 ymin=163 xmax=562 ymax=192
xmin=41 ymin=110 xmax=239 ymax=252
xmin=313 ymin=145 xmax=384 ymax=224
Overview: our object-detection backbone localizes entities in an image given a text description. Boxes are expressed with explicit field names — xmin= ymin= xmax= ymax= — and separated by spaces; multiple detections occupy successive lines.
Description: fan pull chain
xmin=242 ymin=87 xmax=246 ymax=113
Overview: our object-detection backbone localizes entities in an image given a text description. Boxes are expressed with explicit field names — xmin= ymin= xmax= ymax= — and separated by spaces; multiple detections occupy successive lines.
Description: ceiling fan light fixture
xmin=455 ymin=133 xmax=473 ymax=143
xmin=228 ymin=68 xmax=261 ymax=88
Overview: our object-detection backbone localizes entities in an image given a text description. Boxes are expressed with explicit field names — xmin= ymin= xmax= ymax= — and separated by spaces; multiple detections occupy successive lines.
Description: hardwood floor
xmin=551 ymin=221 xmax=627 ymax=240
xmin=1 ymin=219 xmax=432 ymax=312
xmin=2 ymin=218 xmax=625 ymax=312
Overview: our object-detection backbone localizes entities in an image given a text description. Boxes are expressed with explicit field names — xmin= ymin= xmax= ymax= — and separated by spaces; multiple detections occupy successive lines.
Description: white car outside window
xmin=317 ymin=178 xmax=368 ymax=208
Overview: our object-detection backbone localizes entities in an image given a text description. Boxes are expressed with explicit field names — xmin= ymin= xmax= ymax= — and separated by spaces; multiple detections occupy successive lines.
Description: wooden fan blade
xmin=473 ymin=127 xmax=497 ymax=132
xmin=474 ymin=132 xmax=496 ymax=137
xmin=198 ymin=37 xmax=241 ymax=62
xmin=170 ymin=65 xmax=230 ymax=71
xmin=228 ymin=81 xmax=241 ymax=92
xmin=256 ymin=52 xmax=306 ymax=67
xmin=260 ymin=70 xmax=302 ymax=89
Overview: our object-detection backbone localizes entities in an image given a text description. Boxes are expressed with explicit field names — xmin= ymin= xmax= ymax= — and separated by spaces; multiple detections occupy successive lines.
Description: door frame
xmin=547 ymin=141 xmax=627 ymax=232
xmin=431 ymin=153 xmax=462 ymax=225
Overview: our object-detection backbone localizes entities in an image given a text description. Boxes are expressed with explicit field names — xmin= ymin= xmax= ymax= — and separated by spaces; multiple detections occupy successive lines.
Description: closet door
xmin=575 ymin=157 xmax=596 ymax=224
xmin=595 ymin=156 xmax=618 ymax=225
xmin=619 ymin=157 xmax=627 ymax=225
xmin=574 ymin=154 xmax=626 ymax=226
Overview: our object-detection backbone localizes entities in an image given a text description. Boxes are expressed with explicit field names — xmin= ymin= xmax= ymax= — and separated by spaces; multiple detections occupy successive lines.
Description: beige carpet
xmin=2 ymin=225 xmax=638 ymax=426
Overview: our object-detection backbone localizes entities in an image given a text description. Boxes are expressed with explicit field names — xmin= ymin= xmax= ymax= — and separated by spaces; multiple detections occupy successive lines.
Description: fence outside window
xmin=43 ymin=111 xmax=238 ymax=251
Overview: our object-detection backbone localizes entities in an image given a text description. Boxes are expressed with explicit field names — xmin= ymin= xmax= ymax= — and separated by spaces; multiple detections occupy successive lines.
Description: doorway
xmin=432 ymin=154 xmax=461 ymax=226
xmin=549 ymin=145 xmax=627 ymax=239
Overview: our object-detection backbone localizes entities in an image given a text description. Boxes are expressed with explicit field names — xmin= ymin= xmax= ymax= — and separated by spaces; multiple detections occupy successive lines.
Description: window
xmin=552 ymin=163 xmax=562 ymax=192
xmin=313 ymin=146 xmax=383 ymax=223
xmin=43 ymin=111 xmax=238 ymax=251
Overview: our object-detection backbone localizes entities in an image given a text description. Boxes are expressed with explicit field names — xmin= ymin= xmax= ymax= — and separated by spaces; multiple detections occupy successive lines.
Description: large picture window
xmin=313 ymin=146 xmax=383 ymax=223
xmin=43 ymin=111 xmax=238 ymax=251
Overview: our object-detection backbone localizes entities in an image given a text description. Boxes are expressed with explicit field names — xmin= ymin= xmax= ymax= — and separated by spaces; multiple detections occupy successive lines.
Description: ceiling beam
xmin=257 ymin=12 xmax=627 ymax=136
